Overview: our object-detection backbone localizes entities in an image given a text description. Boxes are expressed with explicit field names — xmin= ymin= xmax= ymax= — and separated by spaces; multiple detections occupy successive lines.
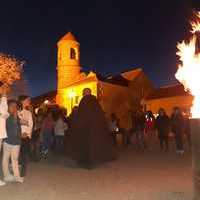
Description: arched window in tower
xmin=70 ymin=48 xmax=77 ymax=60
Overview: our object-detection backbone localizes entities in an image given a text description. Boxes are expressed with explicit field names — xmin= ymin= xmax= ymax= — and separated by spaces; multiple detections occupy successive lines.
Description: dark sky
xmin=0 ymin=0 xmax=199 ymax=96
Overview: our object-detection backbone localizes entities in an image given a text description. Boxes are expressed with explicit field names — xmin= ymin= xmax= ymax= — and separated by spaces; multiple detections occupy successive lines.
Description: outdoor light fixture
xmin=175 ymin=11 xmax=200 ymax=200
xmin=68 ymin=90 xmax=76 ymax=98
xmin=44 ymin=100 xmax=49 ymax=104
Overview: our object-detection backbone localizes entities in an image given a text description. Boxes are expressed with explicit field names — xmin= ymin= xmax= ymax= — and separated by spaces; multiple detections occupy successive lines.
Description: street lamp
xmin=44 ymin=100 xmax=49 ymax=105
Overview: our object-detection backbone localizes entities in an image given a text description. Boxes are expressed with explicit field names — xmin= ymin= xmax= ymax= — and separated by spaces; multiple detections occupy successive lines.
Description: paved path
xmin=0 ymin=147 xmax=193 ymax=200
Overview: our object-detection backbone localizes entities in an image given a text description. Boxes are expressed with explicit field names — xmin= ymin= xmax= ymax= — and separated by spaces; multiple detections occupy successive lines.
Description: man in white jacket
xmin=0 ymin=82 xmax=9 ymax=186
xmin=18 ymin=95 xmax=33 ymax=177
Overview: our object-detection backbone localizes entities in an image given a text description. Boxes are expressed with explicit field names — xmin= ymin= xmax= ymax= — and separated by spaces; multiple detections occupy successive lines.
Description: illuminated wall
xmin=59 ymin=80 xmax=98 ymax=114
xmin=56 ymin=32 xmax=100 ymax=114
xmin=56 ymin=32 xmax=81 ymax=105
xmin=144 ymin=95 xmax=193 ymax=116
xmin=98 ymin=81 xmax=130 ymax=129
xmin=57 ymin=32 xmax=81 ymax=89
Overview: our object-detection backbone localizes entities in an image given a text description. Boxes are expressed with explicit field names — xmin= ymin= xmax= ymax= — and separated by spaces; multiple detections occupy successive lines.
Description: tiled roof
xmin=145 ymin=84 xmax=191 ymax=100
xmin=31 ymin=68 xmax=145 ymax=106
xmin=99 ymin=74 xmax=130 ymax=86
xmin=59 ymin=32 xmax=77 ymax=42
xmin=121 ymin=68 xmax=142 ymax=81
xmin=100 ymin=68 xmax=143 ymax=87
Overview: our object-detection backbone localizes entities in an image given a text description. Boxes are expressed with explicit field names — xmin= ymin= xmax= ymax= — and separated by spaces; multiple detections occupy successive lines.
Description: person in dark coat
xmin=155 ymin=108 xmax=170 ymax=152
xmin=67 ymin=106 xmax=78 ymax=130
xmin=133 ymin=110 xmax=146 ymax=151
xmin=171 ymin=107 xmax=184 ymax=155
xmin=109 ymin=113 xmax=120 ymax=145
xmin=183 ymin=109 xmax=191 ymax=151
xmin=64 ymin=106 xmax=78 ymax=150
xmin=66 ymin=88 xmax=117 ymax=169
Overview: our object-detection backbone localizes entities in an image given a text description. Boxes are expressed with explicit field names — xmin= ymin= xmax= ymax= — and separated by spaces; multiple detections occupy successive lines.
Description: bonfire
xmin=175 ymin=11 xmax=200 ymax=118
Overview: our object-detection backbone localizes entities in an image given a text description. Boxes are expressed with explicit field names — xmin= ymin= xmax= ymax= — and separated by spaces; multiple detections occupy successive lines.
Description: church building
xmin=55 ymin=32 xmax=153 ymax=128
xmin=32 ymin=32 xmax=153 ymax=129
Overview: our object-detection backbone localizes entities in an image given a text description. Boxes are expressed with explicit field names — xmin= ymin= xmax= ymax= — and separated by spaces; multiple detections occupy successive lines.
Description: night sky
xmin=0 ymin=0 xmax=199 ymax=96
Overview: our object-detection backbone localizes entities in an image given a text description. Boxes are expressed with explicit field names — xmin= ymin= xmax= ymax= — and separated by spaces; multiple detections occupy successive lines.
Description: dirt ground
xmin=0 ymin=142 xmax=193 ymax=200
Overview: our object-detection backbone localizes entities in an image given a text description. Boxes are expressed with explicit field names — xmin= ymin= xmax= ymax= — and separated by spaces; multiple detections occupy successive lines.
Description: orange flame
xmin=175 ymin=11 xmax=200 ymax=118
xmin=191 ymin=12 xmax=200 ymax=34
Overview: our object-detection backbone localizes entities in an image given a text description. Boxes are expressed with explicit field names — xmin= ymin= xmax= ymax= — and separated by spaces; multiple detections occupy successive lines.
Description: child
xmin=0 ymin=81 xmax=9 ymax=186
xmin=2 ymin=100 xmax=24 ymax=183
xmin=40 ymin=110 xmax=54 ymax=158
xmin=54 ymin=111 xmax=68 ymax=151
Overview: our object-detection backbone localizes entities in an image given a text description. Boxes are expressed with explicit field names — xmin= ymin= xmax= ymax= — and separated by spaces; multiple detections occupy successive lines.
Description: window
xmin=70 ymin=48 xmax=77 ymax=59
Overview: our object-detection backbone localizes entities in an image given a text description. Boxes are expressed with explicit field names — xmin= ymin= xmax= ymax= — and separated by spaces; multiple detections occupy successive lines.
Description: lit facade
xmin=143 ymin=84 xmax=193 ymax=115
xmin=56 ymin=32 xmax=98 ymax=114
xmin=58 ymin=75 xmax=98 ymax=114
xmin=55 ymin=32 xmax=153 ymax=128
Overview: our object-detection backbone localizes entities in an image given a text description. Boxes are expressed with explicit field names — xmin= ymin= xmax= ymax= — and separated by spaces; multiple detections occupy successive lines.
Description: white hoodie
xmin=0 ymin=96 xmax=8 ymax=139
xmin=18 ymin=109 xmax=33 ymax=138
xmin=54 ymin=118 xmax=68 ymax=136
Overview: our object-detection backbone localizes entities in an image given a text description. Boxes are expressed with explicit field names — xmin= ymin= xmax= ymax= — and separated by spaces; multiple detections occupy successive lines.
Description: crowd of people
xmin=0 ymin=82 xmax=33 ymax=185
xmin=0 ymin=80 xmax=192 ymax=186
xmin=109 ymin=107 xmax=191 ymax=154
xmin=0 ymin=81 xmax=69 ymax=186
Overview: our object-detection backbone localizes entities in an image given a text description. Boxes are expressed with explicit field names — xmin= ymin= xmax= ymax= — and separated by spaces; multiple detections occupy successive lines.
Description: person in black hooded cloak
xmin=66 ymin=88 xmax=117 ymax=169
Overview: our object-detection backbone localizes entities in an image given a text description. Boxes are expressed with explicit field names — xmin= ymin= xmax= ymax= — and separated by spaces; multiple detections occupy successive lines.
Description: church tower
xmin=56 ymin=32 xmax=81 ymax=104
xmin=57 ymin=32 xmax=81 ymax=90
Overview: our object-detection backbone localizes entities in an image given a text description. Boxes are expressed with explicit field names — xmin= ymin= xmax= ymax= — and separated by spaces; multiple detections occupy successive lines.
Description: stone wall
xmin=98 ymin=81 xmax=130 ymax=129
xmin=128 ymin=72 xmax=154 ymax=111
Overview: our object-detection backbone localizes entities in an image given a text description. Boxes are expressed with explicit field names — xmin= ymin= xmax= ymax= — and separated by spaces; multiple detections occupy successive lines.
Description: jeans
xmin=135 ymin=130 xmax=146 ymax=150
xmin=42 ymin=131 xmax=52 ymax=152
xmin=55 ymin=135 xmax=64 ymax=151
xmin=30 ymin=130 xmax=40 ymax=161
xmin=20 ymin=137 xmax=31 ymax=177
xmin=2 ymin=142 xmax=20 ymax=178
xmin=158 ymin=132 xmax=168 ymax=151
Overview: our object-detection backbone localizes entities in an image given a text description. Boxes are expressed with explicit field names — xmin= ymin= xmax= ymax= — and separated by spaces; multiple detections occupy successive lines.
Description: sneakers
xmin=0 ymin=180 xmax=6 ymax=186
xmin=4 ymin=175 xmax=24 ymax=184
xmin=4 ymin=174 xmax=15 ymax=182
xmin=40 ymin=149 xmax=48 ymax=159
xmin=14 ymin=176 xmax=24 ymax=184
xmin=177 ymin=150 xmax=184 ymax=155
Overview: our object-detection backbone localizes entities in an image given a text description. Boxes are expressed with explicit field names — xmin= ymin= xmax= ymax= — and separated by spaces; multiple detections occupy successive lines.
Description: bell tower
xmin=56 ymin=32 xmax=81 ymax=104
xmin=57 ymin=32 xmax=81 ymax=90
